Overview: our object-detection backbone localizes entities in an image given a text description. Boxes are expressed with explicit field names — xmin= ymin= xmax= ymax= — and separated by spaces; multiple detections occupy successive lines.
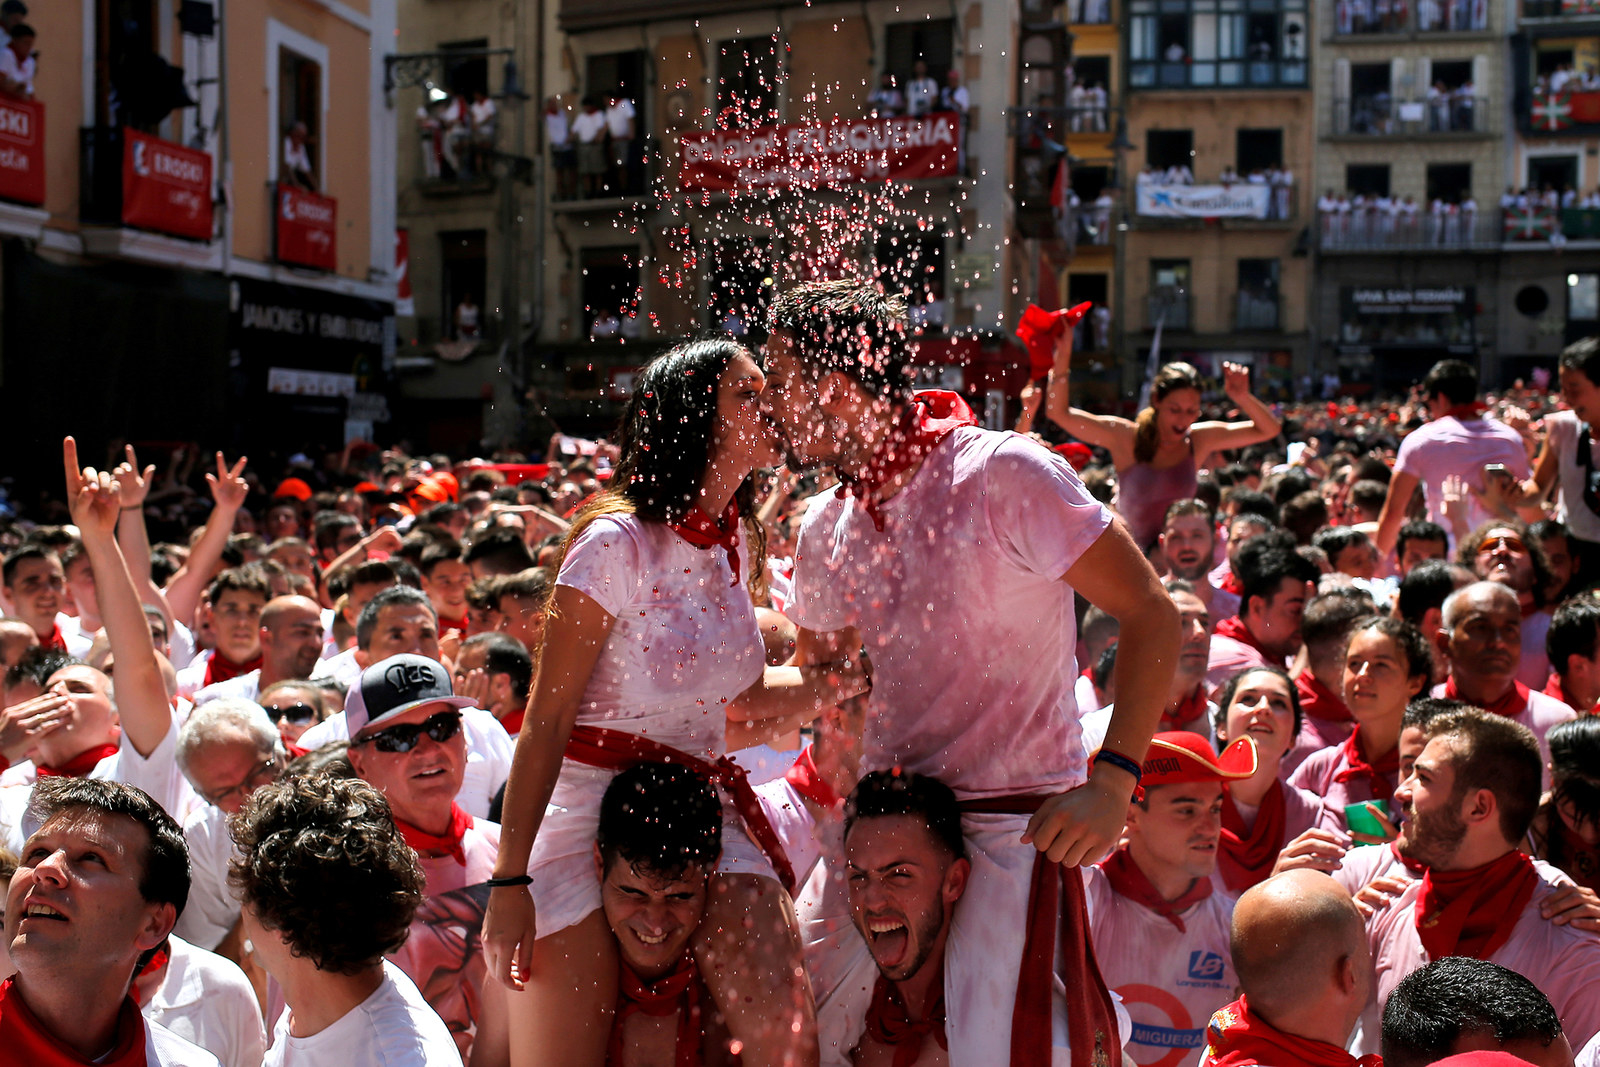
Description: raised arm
xmin=1373 ymin=469 xmax=1422 ymax=560
xmin=112 ymin=445 xmax=175 ymax=631
xmin=1188 ymin=361 xmax=1282 ymax=461
xmin=163 ymin=452 xmax=248 ymax=626
xmin=1042 ymin=322 xmax=1138 ymax=467
xmin=63 ymin=438 xmax=169 ymax=758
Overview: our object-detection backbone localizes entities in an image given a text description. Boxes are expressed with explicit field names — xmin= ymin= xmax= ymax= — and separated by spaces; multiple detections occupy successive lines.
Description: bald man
xmin=193 ymin=595 xmax=323 ymax=706
xmin=0 ymin=617 xmax=37 ymax=668
xmin=1201 ymin=871 xmax=1374 ymax=1067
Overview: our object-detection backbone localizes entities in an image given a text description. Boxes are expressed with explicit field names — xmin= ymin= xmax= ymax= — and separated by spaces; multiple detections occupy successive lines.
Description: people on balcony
xmin=904 ymin=59 xmax=938 ymax=117
xmin=0 ymin=0 xmax=26 ymax=49
xmin=572 ymin=95 xmax=607 ymax=199
xmin=280 ymin=121 xmax=316 ymax=192
xmin=867 ymin=71 xmax=903 ymax=117
xmin=544 ymin=96 xmax=576 ymax=201
xmin=469 ymin=90 xmax=497 ymax=177
xmin=454 ymin=294 xmax=481 ymax=340
xmin=417 ymin=99 xmax=443 ymax=180
xmin=0 ymin=21 xmax=34 ymax=100
xmin=603 ymin=91 xmax=635 ymax=195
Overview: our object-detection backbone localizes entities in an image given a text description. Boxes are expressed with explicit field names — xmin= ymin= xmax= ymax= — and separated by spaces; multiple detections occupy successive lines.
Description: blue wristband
xmin=1095 ymin=748 xmax=1143 ymax=785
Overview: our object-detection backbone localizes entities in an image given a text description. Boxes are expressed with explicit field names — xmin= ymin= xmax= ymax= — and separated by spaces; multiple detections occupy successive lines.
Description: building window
xmin=586 ymin=51 xmax=645 ymax=194
xmin=876 ymin=230 xmax=947 ymax=331
xmin=1146 ymin=129 xmax=1194 ymax=174
xmin=716 ymin=37 xmax=780 ymax=128
xmin=1346 ymin=163 xmax=1390 ymax=196
xmin=1425 ymin=162 xmax=1472 ymax=203
xmin=708 ymin=237 xmax=772 ymax=337
xmin=1418 ymin=0 xmax=1486 ymax=32
xmin=1528 ymin=154 xmax=1579 ymax=193
xmin=1150 ymin=259 xmax=1190 ymax=330
xmin=440 ymin=230 xmax=487 ymax=341
xmin=278 ymin=46 xmax=322 ymax=190
xmin=1128 ymin=0 xmax=1307 ymax=90
xmin=580 ymin=247 xmax=641 ymax=338
xmin=885 ymin=19 xmax=955 ymax=86
xmin=1068 ymin=273 xmax=1110 ymax=350
xmin=1236 ymin=129 xmax=1283 ymax=174
xmin=1236 ymin=258 xmax=1279 ymax=330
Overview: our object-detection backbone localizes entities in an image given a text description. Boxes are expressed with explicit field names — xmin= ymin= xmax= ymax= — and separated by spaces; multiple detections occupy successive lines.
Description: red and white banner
xmin=680 ymin=112 xmax=959 ymax=191
xmin=395 ymin=228 xmax=413 ymax=315
xmin=276 ymin=184 xmax=337 ymax=270
xmin=122 ymin=129 xmax=213 ymax=240
xmin=0 ymin=97 xmax=43 ymax=206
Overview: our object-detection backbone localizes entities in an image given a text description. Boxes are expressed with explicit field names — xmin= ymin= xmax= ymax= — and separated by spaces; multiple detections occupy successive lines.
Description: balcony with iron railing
xmin=1147 ymin=291 xmax=1191 ymax=331
xmin=1316 ymin=210 xmax=1530 ymax=251
xmin=1235 ymin=290 xmax=1281 ymax=331
xmin=1129 ymin=57 xmax=1308 ymax=91
xmin=1521 ymin=0 xmax=1600 ymax=19
xmin=1336 ymin=5 xmax=1490 ymax=33
xmin=1331 ymin=95 xmax=1493 ymax=136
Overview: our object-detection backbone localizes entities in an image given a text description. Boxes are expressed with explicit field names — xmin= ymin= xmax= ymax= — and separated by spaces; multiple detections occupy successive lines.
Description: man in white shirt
xmin=0 ymin=23 xmax=34 ymax=99
xmin=904 ymin=60 xmax=938 ymax=117
xmin=604 ymin=93 xmax=636 ymax=194
xmin=232 ymin=773 xmax=459 ymax=1066
xmin=280 ymin=121 xmax=315 ymax=190
xmin=193 ymin=594 xmax=322 ymax=706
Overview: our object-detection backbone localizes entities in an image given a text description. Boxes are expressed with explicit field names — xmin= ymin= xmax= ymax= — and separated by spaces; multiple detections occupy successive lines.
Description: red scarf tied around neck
xmin=1163 ymin=685 xmax=1210 ymax=732
xmin=1098 ymin=846 xmax=1214 ymax=932
xmin=202 ymin=650 xmax=262 ymax=689
xmin=393 ymin=803 xmax=473 ymax=866
xmin=1218 ymin=782 xmax=1287 ymax=893
xmin=608 ymin=957 xmax=720 ymax=1067
xmin=836 ymin=391 xmax=978 ymax=532
xmin=668 ymin=501 xmax=742 ymax=588
xmin=1213 ymin=616 xmax=1277 ymax=663
xmin=863 ymin=966 xmax=947 ymax=1067
xmin=784 ymin=745 xmax=842 ymax=810
xmin=1416 ymin=850 xmax=1539 ymax=961
xmin=1333 ymin=725 xmax=1400 ymax=808
xmin=36 ymin=743 xmax=119 ymax=779
xmin=41 ymin=623 xmax=67 ymax=654
xmin=1203 ymin=995 xmax=1382 ymax=1067
xmin=1444 ymin=676 xmax=1530 ymax=719
xmin=1295 ymin=670 xmax=1353 ymax=724
xmin=0 ymin=977 xmax=148 ymax=1067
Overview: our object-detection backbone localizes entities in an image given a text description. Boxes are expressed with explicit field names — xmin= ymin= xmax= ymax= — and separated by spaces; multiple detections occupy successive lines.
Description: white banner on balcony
xmin=1136 ymin=183 xmax=1270 ymax=219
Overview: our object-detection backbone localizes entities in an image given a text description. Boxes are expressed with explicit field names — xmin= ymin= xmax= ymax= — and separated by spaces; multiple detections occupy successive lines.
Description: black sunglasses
xmin=264 ymin=702 xmax=319 ymax=726
xmin=353 ymin=710 xmax=463 ymax=754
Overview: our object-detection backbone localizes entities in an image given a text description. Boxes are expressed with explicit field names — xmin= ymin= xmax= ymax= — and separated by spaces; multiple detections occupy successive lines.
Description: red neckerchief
xmin=863 ymin=965 xmax=947 ymax=1067
xmin=1295 ymin=669 xmax=1353 ymax=723
xmin=1444 ymin=676 xmax=1531 ymax=719
xmin=1416 ymin=850 xmax=1539 ymax=961
xmin=35 ymin=743 xmax=119 ymax=779
xmin=393 ymin=803 xmax=473 ymax=866
xmin=957 ymin=794 xmax=1119 ymax=1067
xmin=1214 ymin=616 xmax=1276 ymax=662
xmin=40 ymin=623 xmax=67 ymax=653
xmin=497 ymin=708 xmax=525 ymax=737
xmin=1098 ymin=845 xmax=1213 ymax=932
xmin=0 ymin=977 xmax=148 ymax=1067
xmin=1162 ymin=685 xmax=1210 ymax=732
xmin=283 ymin=741 xmax=310 ymax=760
xmin=202 ymin=651 xmax=262 ymax=689
xmin=1333 ymin=725 xmax=1400 ymax=808
xmin=668 ymin=501 xmax=741 ymax=588
xmin=1219 ymin=571 xmax=1245 ymax=597
xmin=784 ymin=745 xmax=842 ymax=810
xmin=1391 ymin=840 xmax=1427 ymax=877
xmin=1203 ymin=995 xmax=1383 ymax=1067
xmin=608 ymin=957 xmax=720 ymax=1067
xmin=1443 ymin=402 xmax=1490 ymax=420
xmin=1218 ymin=782 xmax=1286 ymax=893
xmin=131 ymin=943 xmax=172 ymax=1007
xmin=565 ymin=725 xmax=796 ymax=894
xmin=437 ymin=612 xmax=471 ymax=635
xmin=836 ymin=391 xmax=978 ymax=532
xmin=1544 ymin=672 xmax=1595 ymax=715
xmin=1551 ymin=811 xmax=1600 ymax=892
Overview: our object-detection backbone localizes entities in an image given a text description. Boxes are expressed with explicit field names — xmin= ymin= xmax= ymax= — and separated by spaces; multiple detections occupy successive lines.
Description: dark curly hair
xmin=597 ymin=762 xmax=722 ymax=880
xmin=228 ymin=774 xmax=423 ymax=975
xmin=1456 ymin=519 xmax=1555 ymax=610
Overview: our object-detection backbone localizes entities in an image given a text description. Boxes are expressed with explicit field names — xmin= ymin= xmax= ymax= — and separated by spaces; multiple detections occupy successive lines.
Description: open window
xmin=716 ymin=37 xmax=780 ymax=128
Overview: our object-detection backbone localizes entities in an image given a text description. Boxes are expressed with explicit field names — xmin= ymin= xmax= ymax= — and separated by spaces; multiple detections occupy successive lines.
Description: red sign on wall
xmin=276 ymin=184 xmax=337 ymax=271
xmin=0 ymin=97 xmax=44 ymax=206
xmin=680 ymin=112 xmax=959 ymax=191
xmin=122 ymin=130 xmax=213 ymax=240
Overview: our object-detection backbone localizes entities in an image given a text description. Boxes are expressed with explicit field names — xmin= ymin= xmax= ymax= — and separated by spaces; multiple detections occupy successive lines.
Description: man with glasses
xmin=345 ymin=652 xmax=507 ymax=1064
xmin=193 ymin=595 xmax=323 ymax=706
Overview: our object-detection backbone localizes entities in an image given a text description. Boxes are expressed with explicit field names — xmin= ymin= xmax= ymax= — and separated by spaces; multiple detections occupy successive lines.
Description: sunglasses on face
xmin=1478 ymin=535 xmax=1526 ymax=555
xmin=264 ymin=702 xmax=319 ymax=726
xmin=353 ymin=710 xmax=463 ymax=754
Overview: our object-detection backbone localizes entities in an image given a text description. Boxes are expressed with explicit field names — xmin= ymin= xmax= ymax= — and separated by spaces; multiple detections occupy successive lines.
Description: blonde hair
xmin=1133 ymin=362 xmax=1203 ymax=464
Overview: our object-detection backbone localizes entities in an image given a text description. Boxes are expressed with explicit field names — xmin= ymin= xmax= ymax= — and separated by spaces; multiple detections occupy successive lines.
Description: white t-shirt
xmin=789 ymin=426 xmax=1111 ymax=799
xmin=604 ymin=98 xmax=635 ymax=138
xmin=311 ymin=646 xmax=363 ymax=689
xmin=571 ymin=110 xmax=606 ymax=144
xmin=144 ymin=935 xmax=267 ymax=1067
xmin=264 ymin=962 xmax=459 ymax=1067
xmin=295 ymin=705 xmax=513 ymax=820
xmin=544 ymin=109 xmax=571 ymax=148
xmin=1544 ymin=411 xmax=1600 ymax=542
xmin=173 ymin=804 xmax=239 ymax=951
xmin=1393 ymin=415 xmax=1531 ymax=538
xmin=192 ymin=670 xmax=261 ymax=707
xmin=0 ymin=48 xmax=35 ymax=96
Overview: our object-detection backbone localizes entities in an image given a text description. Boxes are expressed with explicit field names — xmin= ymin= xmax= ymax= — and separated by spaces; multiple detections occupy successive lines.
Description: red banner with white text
xmin=122 ymin=130 xmax=213 ymax=240
xmin=680 ymin=112 xmax=960 ymax=191
xmin=276 ymin=184 xmax=337 ymax=271
xmin=0 ymin=97 xmax=43 ymax=206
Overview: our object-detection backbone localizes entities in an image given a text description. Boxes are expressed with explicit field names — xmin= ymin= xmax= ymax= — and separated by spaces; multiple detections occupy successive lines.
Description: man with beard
xmin=1432 ymin=582 xmax=1574 ymax=774
xmin=1206 ymin=538 xmax=1320 ymax=694
xmin=1366 ymin=708 xmax=1600 ymax=1051
xmin=1086 ymin=732 xmax=1258 ymax=1067
xmin=192 ymin=595 xmax=323 ymax=706
xmin=761 ymin=280 xmax=1176 ymax=1065
xmin=1159 ymin=502 xmax=1240 ymax=622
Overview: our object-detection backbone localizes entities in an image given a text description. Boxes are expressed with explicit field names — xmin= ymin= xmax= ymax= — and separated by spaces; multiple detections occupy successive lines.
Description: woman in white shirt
xmin=483 ymin=339 xmax=868 ymax=1067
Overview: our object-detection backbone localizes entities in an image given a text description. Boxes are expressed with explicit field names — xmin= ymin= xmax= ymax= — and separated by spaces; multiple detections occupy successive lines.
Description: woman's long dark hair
xmin=553 ymin=338 xmax=768 ymax=600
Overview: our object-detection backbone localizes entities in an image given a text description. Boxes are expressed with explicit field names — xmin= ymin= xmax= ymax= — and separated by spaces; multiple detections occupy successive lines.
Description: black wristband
xmin=120 ymin=505 xmax=141 ymax=511
xmin=1094 ymin=748 xmax=1143 ymax=785
xmin=484 ymin=874 xmax=533 ymax=888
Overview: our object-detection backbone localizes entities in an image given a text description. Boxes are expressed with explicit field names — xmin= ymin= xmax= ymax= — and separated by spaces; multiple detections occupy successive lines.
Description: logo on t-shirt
xmin=1186 ymin=951 xmax=1226 ymax=982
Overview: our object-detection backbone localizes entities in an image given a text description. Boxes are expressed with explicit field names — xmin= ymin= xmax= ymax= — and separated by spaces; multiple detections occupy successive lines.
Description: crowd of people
xmin=1317 ymin=190 xmax=1485 ymax=247
xmin=7 ymin=282 xmax=1600 ymax=1067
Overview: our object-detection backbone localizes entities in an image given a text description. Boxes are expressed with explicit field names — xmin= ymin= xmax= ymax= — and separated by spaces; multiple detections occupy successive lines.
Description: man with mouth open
xmin=1085 ymin=731 xmax=1258 ymax=1067
xmin=344 ymin=652 xmax=507 ymax=1066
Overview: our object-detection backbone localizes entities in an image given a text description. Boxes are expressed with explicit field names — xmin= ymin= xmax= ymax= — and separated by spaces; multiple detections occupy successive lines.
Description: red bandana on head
xmin=393 ymin=803 xmax=473 ymax=866
xmin=1416 ymin=850 xmax=1539 ymax=961
xmin=608 ymin=957 xmax=718 ymax=1067
xmin=1443 ymin=676 xmax=1530 ymax=719
xmin=0 ymin=977 xmax=148 ymax=1067
xmin=668 ymin=501 xmax=742 ymax=588
xmin=1218 ymin=781 xmax=1287 ymax=893
xmin=1202 ymin=995 xmax=1382 ymax=1067
xmin=202 ymin=651 xmax=262 ymax=689
xmin=836 ymin=391 xmax=978 ymax=531
xmin=1333 ymin=725 xmax=1399 ymax=807
xmin=863 ymin=966 xmax=947 ymax=1067
xmin=36 ymin=743 xmax=119 ymax=779
xmin=1097 ymin=846 xmax=1213 ymax=932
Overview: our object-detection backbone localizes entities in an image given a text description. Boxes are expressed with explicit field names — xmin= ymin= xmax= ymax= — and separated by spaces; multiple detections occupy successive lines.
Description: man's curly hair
xmin=767 ymin=278 xmax=911 ymax=402
xmin=228 ymin=773 xmax=424 ymax=975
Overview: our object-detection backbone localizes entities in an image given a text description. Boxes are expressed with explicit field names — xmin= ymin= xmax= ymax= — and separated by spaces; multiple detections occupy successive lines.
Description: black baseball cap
xmin=347 ymin=653 xmax=475 ymax=736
